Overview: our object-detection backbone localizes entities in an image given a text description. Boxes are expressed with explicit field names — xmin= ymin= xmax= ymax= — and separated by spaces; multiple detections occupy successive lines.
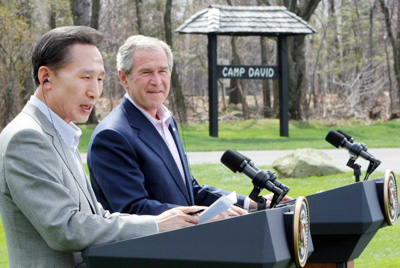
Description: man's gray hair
xmin=117 ymin=35 xmax=173 ymax=76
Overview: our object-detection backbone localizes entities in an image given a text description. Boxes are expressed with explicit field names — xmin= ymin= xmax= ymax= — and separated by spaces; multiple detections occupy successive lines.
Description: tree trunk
xmin=379 ymin=0 xmax=400 ymax=116
xmin=229 ymin=36 xmax=243 ymax=104
xmin=226 ymin=0 xmax=243 ymax=105
xmin=164 ymin=0 xmax=188 ymax=124
xmin=71 ymin=0 xmax=98 ymax=123
xmin=272 ymin=79 xmax=279 ymax=117
xmin=49 ymin=1 xmax=56 ymax=29
xmin=285 ymin=0 xmax=322 ymax=120
xmin=90 ymin=0 xmax=101 ymax=30
xmin=260 ymin=36 xmax=272 ymax=117
xmin=71 ymin=0 xmax=91 ymax=26
xmin=237 ymin=80 xmax=249 ymax=120
xmin=135 ymin=0 xmax=144 ymax=34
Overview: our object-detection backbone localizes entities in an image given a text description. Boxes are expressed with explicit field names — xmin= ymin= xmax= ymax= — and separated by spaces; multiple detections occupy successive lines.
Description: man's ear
xmin=38 ymin=66 xmax=52 ymax=86
xmin=118 ymin=70 xmax=129 ymax=89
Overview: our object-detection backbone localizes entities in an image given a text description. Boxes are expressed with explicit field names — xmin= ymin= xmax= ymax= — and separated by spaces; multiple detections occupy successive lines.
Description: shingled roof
xmin=176 ymin=5 xmax=316 ymax=36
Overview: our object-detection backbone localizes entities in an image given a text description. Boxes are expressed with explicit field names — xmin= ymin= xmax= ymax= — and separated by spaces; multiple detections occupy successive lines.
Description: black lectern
xmin=305 ymin=170 xmax=399 ymax=267
xmin=83 ymin=199 xmax=312 ymax=268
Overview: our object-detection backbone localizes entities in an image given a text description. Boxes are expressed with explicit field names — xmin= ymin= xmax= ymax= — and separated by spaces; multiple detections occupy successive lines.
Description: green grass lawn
xmin=79 ymin=119 xmax=400 ymax=152
xmin=1 ymin=164 xmax=397 ymax=267
xmin=2 ymin=119 xmax=400 ymax=267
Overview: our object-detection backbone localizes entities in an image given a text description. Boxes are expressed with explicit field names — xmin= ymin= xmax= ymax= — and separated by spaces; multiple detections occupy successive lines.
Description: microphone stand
xmin=346 ymin=158 xmax=361 ymax=182
xmin=249 ymin=186 xmax=267 ymax=210
xmin=248 ymin=184 xmax=289 ymax=210
xmin=364 ymin=159 xmax=381 ymax=181
xmin=347 ymin=157 xmax=381 ymax=182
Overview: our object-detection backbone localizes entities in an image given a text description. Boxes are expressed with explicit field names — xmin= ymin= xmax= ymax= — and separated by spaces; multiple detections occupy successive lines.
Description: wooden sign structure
xmin=176 ymin=5 xmax=315 ymax=137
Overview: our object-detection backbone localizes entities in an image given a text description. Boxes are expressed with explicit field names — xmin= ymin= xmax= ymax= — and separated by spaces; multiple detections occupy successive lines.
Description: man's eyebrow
xmin=139 ymin=65 xmax=169 ymax=71
xmin=78 ymin=68 xmax=105 ymax=75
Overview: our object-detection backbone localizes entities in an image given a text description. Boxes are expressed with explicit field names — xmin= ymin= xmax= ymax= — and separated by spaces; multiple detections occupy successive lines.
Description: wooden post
xmin=278 ymin=35 xmax=289 ymax=137
xmin=208 ymin=33 xmax=218 ymax=137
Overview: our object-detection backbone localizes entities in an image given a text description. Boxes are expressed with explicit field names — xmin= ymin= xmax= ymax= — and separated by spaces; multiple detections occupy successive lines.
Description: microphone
xmin=325 ymin=130 xmax=379 ymax=162
xmin=234 ymin=151 xmax=291 ymax=193
xmin=325 ymin=130 xmax=381 ymax=178
xmin=337 ymin=129 xmax=368 ymax=151
xmin=337 ymin=130 xmax=354 ymax=143
xmin=220 ymin=150 xmax=288 ymax=196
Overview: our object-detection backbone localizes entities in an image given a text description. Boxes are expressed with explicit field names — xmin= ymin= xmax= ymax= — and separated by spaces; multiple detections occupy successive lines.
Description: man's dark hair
xmin=31 ymin=26 xmax=104 ymax=86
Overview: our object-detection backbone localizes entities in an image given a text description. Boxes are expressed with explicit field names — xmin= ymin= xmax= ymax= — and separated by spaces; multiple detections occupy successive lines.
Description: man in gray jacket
xmin=0 ymin=26 xmax=202 ymax=268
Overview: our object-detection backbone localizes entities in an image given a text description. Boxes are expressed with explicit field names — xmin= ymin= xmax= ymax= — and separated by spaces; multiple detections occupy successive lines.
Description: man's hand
xmin=264 ymin=193 xmax=293 ymax=202
xmin=209 ymin=205 xmax=248 ymax=221
xmin=155 ymin=206 xmax=206 ymax=233
xmin=249 ymin=194 xmax=293 ymax=209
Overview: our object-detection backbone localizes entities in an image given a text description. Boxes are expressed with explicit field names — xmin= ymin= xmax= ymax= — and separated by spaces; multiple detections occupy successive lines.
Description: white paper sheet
xmin=199 ymin=191 xmax=237 ymax=224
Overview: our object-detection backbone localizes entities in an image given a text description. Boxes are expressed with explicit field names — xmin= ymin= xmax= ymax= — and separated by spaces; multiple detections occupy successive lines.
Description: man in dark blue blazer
xmin=88 ymin=35 xmax=254 ymax=216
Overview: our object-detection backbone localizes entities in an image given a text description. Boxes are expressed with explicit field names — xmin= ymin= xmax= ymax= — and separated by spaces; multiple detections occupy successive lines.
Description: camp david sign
xmin=217 ymin=65 xmax=278 ymax=80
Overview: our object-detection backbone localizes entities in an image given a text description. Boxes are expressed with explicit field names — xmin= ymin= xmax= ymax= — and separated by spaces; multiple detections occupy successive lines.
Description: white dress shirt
xmin=29 ymin=96 xmax=88 ymax=188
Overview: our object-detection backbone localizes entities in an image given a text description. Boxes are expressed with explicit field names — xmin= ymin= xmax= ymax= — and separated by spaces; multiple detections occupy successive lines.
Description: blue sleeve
xmin=191 ymin=177 xmax=247 ymax=207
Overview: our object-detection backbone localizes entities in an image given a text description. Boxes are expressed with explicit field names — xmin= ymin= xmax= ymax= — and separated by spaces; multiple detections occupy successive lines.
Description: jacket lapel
xmin=23 ymin=103 xmax=96 ymax=213
xmin=168 ymin=120 xmax=195 ymax=204
xmin=121 ymin=99 xmax=192 ymax=204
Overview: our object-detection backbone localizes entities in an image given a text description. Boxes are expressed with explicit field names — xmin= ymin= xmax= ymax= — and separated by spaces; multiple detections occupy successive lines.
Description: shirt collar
xmin=124 ymin=93 xmax=172 ymax=126
xmin=29 ymin=95 xmax=82 ymax=152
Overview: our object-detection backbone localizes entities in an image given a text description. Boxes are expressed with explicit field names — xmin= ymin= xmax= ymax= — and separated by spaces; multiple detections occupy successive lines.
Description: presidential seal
xmin=384 ymin=170 xmax=399 ymax=226
xmin=293 ymin=196 xmax=310 ymax=268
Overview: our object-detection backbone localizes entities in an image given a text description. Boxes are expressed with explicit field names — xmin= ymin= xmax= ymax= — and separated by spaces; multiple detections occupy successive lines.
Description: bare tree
xmin=226 ymin=0 xmax=243 ymax=106
xmin=49 ymin=0 xmax=57 ymax=29
xmin=0 ymin=2 xmax=33 ymax=131
xmin=260 ymin=37 xmax=272 ymax=117
xmin=91 ymin=0 xmax=101 ymax=30
xmin=135 ymin=0 xmax=144 ymax=34
xmin=379 ymin=0 xmax=400 ymax=117
xmin=285 ymin=0 xmax=322 ymax=120
xmin=228 ymin=36 xmax=243 ymax=105
xmin=71 ymin=0 xmax=91 ymax=26
xmin=164 ymin=0 xmax=188 ymax=123
xmin=256 ymin=0 xmax=273 ymax=118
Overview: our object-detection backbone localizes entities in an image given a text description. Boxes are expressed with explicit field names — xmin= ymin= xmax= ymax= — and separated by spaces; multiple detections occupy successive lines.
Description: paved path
xmin=186 ymin=148 xmax=400 ymax=174
xmin=81 ymin=148 xmax=400 ymax=174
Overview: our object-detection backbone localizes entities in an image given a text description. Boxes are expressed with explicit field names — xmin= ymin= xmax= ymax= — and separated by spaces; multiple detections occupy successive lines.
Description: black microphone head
xmin=221 ymin=150 xmax=247 ymax=173
xmin=325 ymin=130 xmax=345 ymax=148
xmin=235 ymin=150 xmax=252 ymax=163
xmin=337 ymin=130 xmax=354 ymax=143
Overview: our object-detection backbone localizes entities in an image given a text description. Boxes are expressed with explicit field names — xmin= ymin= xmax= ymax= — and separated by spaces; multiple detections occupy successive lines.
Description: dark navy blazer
xmin=88 ymin=98 xmax=245 ymax=215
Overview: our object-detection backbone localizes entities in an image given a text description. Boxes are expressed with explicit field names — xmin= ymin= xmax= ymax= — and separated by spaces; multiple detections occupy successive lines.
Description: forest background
xmin=1 ymin=0 xmax=399 ymax=130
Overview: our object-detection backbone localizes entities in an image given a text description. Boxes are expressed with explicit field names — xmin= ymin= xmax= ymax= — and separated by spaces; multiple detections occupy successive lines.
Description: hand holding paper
xmin=199 ymin=192 xmax=238 ymax=224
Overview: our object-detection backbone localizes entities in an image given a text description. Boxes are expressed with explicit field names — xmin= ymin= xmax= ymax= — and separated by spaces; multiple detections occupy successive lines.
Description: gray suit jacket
xmin=0 ymin=102 xmax=158 ymax=268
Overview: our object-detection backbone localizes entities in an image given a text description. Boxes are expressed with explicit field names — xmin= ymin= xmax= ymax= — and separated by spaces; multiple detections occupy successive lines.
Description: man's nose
xmin=87 ymin=81 xmax=103 ymax=99
xmin=150 ymin=73 xmax=162 ymax=85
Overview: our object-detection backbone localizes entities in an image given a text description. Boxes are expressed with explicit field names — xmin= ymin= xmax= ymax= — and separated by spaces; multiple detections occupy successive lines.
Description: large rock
xmin=272 ymin=148 xmax=344 ymax=178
